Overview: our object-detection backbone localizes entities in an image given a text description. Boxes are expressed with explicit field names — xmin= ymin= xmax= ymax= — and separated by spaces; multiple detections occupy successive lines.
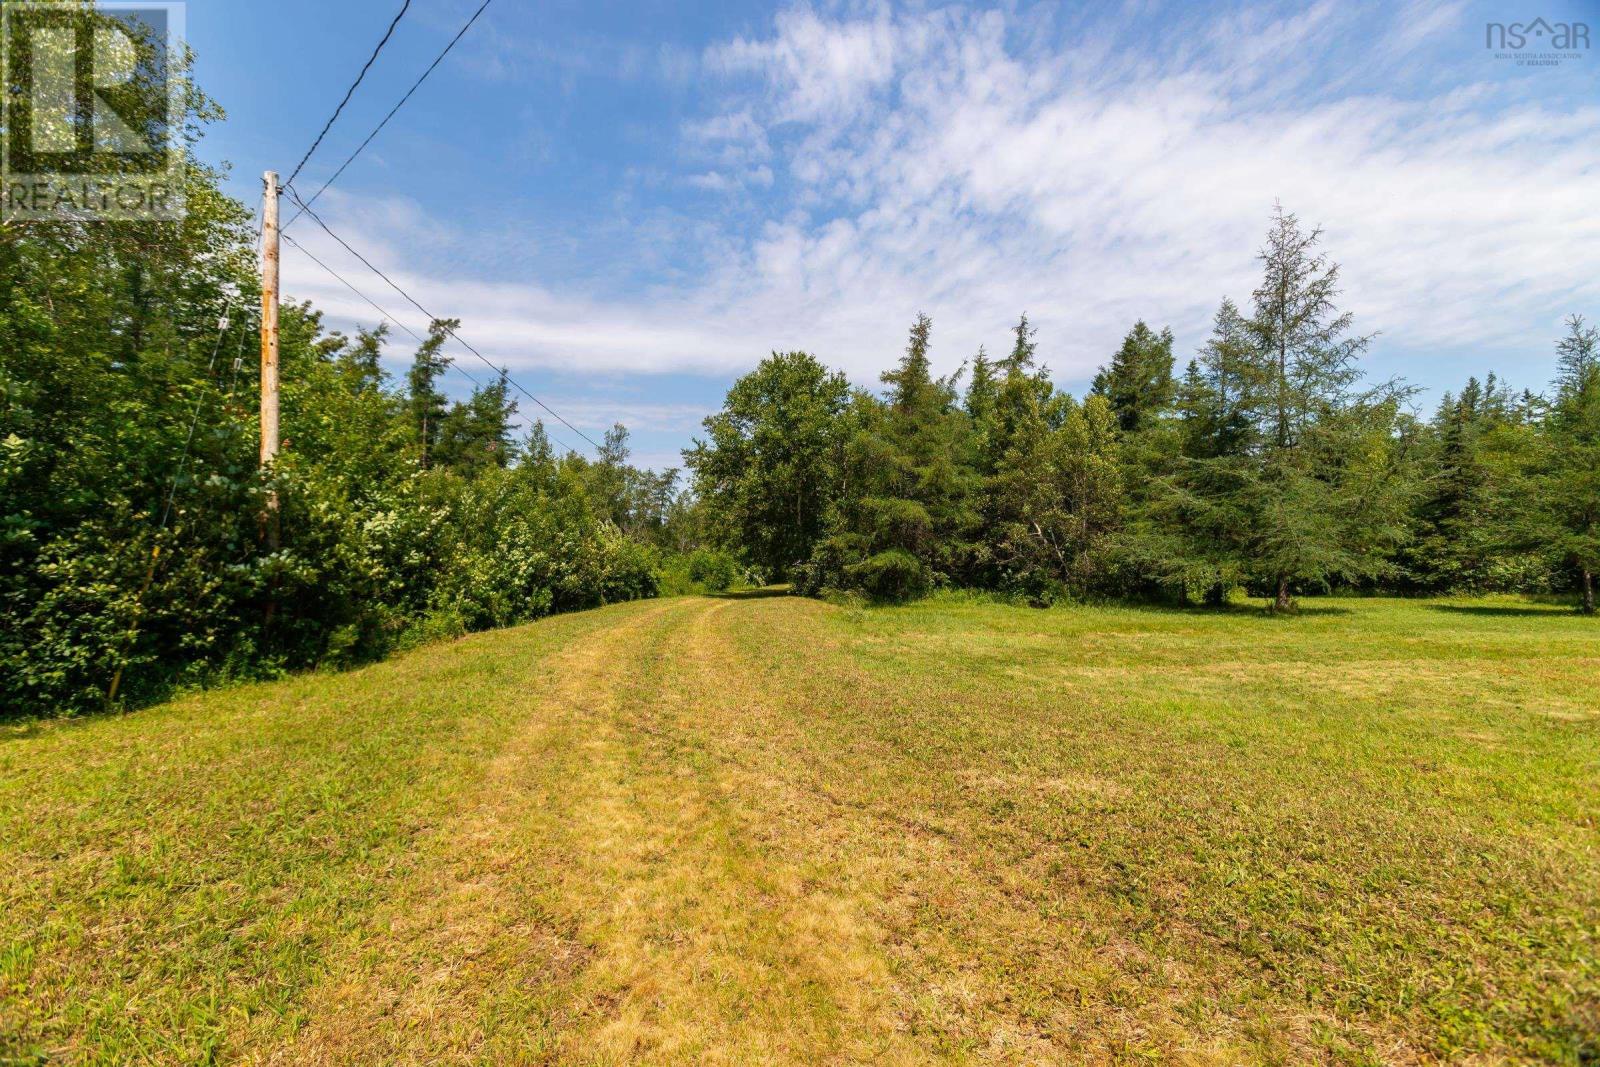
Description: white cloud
xmin=285 ymin=2 xmax=1600 ymax=397
xmin=707 ymin=6 xmax=898 ymax=123
xmin=540 ymin=399 xmax=710 ymax=433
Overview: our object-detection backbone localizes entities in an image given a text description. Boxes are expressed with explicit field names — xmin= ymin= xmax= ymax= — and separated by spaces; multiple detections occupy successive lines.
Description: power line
xmin=283 ymin=229 xmax=425 ymax=345
xmin=283 ymin=183 xmax=606 ymax=453
xmin=285 ymin=0 xmax=496 ymax=230
xmin=285 ymin=0 xmax=414 ymax=188
xmin=280 ymin=227 xmax=582 ymax=456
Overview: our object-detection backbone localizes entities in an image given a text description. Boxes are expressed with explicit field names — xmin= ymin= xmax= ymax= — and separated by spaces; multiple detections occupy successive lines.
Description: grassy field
xmin=1 ymin=594 xmax=1596 ymax=1064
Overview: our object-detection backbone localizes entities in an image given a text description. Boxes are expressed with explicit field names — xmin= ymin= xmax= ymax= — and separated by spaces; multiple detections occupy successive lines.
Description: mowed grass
xmin=1 ymin=595 xmax=1596 ymax=1064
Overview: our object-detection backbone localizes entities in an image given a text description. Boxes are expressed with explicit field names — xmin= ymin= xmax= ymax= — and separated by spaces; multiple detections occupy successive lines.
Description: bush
xmin=658 ymin=548 xmax=741 ymax=595
xmin=687 ymin=549 xmax=740 ymax=592
xmin=846 ymin=549 xmax=928 ymax=603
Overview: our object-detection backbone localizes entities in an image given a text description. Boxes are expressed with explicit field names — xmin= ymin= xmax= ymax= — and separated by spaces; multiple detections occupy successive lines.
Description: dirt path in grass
xmin=249 ymin=597 xmax=925 ymax=1065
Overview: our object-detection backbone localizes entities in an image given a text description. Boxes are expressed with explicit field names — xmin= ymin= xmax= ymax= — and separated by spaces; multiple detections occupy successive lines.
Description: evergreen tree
xmin=1121 ymin=300 xmax=1258 ymax=603
xmin=335 ymin=323 xmax=389 ymax=392
xmin=1399 ymin=374 xmax=1537 ymax=592
xmin=580 ymin=423 xmax=634 ymax=529
xmin=965 ymin=346 xmax=999 ymax=437
xmin=406 ymin=318 xmax=458 ymax=468
xmin=1004 ymin=313 xmax=1038 ymax=373
xmin=1180 ymin=298 xmax=1257 ymax=460
xmin=990 ymin=389 xmax=1123 ymax=599
xmin=1242 ymin=205 xmax=1416 ymax=609
xmin=809 ymin=315 xmax=980 ymax=599
xmin=982 ymin=318 xmax=1057 ymax=471
xmin=1092 ymin=320 xmax=1177 ymax=435
xmin=1248 ymin=204 xmax=1367 ymax=448
xmin=1526 ymin=316 xmax=1600 ymax=612
xmin=1146 ymin=209 xmax=1413 ymax=610
xmin=434 ymin=372 xmax=518 ymax=477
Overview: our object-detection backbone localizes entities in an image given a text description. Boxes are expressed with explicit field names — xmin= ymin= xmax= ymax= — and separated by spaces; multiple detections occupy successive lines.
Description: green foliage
xmin=406 ymin=318 xmax=458 ymax=467
xmin=1501 ymin=315 xmax=1600 ymax=612
xmin=659 ymin=547 xmax=742 ymax=595
xmin=686 ymin=351 xmax=852 ymax=581
xmin=987 ymin=382 xmax=1123 ymax=601
xmin=0 ymin=125 xmax=663 ymax=716
xmin=1091 ymin=320 xmax=1176 ymax=435
xmin=1395 ymin=375 xmax=1551 ymax=593
xmin=804 ymin=315 xmax=982 ymax=600
xmin=693 ymin=207 xmax=1599 ymax=619
xmin=1124 ymin=207 xmax=1416 ymax=610
xmin=846 ymin=548 xmax=927 ymax=601
xmin=686 ymin=548 xmax=740 ymax=592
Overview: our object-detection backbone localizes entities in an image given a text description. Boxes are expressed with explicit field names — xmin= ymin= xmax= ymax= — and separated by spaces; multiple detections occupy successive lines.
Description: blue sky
xmin=188 ymin=0 xmax=1600 ymax=470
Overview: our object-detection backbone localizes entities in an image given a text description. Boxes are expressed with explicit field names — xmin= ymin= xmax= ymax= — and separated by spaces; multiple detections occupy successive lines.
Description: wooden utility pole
xmin=260 ymin=170 xmax=281 ymax=549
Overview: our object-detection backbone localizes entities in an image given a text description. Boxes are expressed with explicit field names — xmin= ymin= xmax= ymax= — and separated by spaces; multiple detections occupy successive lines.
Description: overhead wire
xmin=283 ymin=182 xmax=606 ymax=453
xmin=280 ymin=228 xmax=580 ymax=455
xmin=284 ymin=0 xmax=496 ymax=230
xmin=285 ymin=0 xmax=414 ymax=187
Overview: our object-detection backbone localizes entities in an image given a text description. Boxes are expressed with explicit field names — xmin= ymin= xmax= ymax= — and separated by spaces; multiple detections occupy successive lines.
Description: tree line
xmin=687 ymin=206 xmax=1600 ymax=614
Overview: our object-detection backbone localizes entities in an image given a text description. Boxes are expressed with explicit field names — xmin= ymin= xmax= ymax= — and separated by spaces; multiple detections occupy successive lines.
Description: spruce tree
xmin=1092 ymin=320 xmax=1177 ymax=435
xmin=1146 ymin=208 xmax=1413 ymax=611
xmin=406 ymin=318 xmax=458 ymax=469
xmin=1401 ymin=375 xmax=1531 ymax=592
xmin=336 ymin=323 xmax=389 ymax=392
xmin=811 ymin=315 xmax=980 ymax=599
xmin=965 ymin=346 xmax=999 ymax=441
xmin=1123 ymin=300 xmax=1258 ymax=603
xmin=1004 ymin=313 xmax=1038 ymax=373
xmin=990 ymin=388 xmax=1123 ymax=600
xmin=1529 ymin=316 xmax=1600 ymax=612
xmin=434 ymin=372 xmax=518 ymax=476
xmin=1181 ymin=299 xmax=1257 ymax=460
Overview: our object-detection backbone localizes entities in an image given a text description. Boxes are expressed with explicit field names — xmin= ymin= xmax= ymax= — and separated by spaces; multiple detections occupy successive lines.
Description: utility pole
xmin=260 ymin=170 xmax=281 ymax=549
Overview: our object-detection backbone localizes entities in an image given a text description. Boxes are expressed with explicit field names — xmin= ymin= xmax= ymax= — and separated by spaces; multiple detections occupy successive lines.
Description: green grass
xmin=1 ymin=595 xmax=1596 ymax=1063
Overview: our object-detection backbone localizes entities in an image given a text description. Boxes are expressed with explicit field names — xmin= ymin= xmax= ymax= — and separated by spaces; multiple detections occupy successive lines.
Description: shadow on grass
xmin=1092 ymin=595 xmax=1355 ymax=619
xmin=1 ymin=719 xmax=53 ymax=744
xmin=1427 ymin=603 xmax=1581 ymax=618
xmin=708 ymin=586 xmax=793 ymax=601
xmin=1161 ymin=603 xmax=1355 ymax=619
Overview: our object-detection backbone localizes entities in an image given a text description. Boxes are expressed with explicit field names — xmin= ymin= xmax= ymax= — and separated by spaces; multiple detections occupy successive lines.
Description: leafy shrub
xmin=846 ymin=549 xmax=928 ymax=603
xmin=686 ymin=549 xmax=740 ymax=592
xmin=658 ymin=548 xmax=741 ymax=595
